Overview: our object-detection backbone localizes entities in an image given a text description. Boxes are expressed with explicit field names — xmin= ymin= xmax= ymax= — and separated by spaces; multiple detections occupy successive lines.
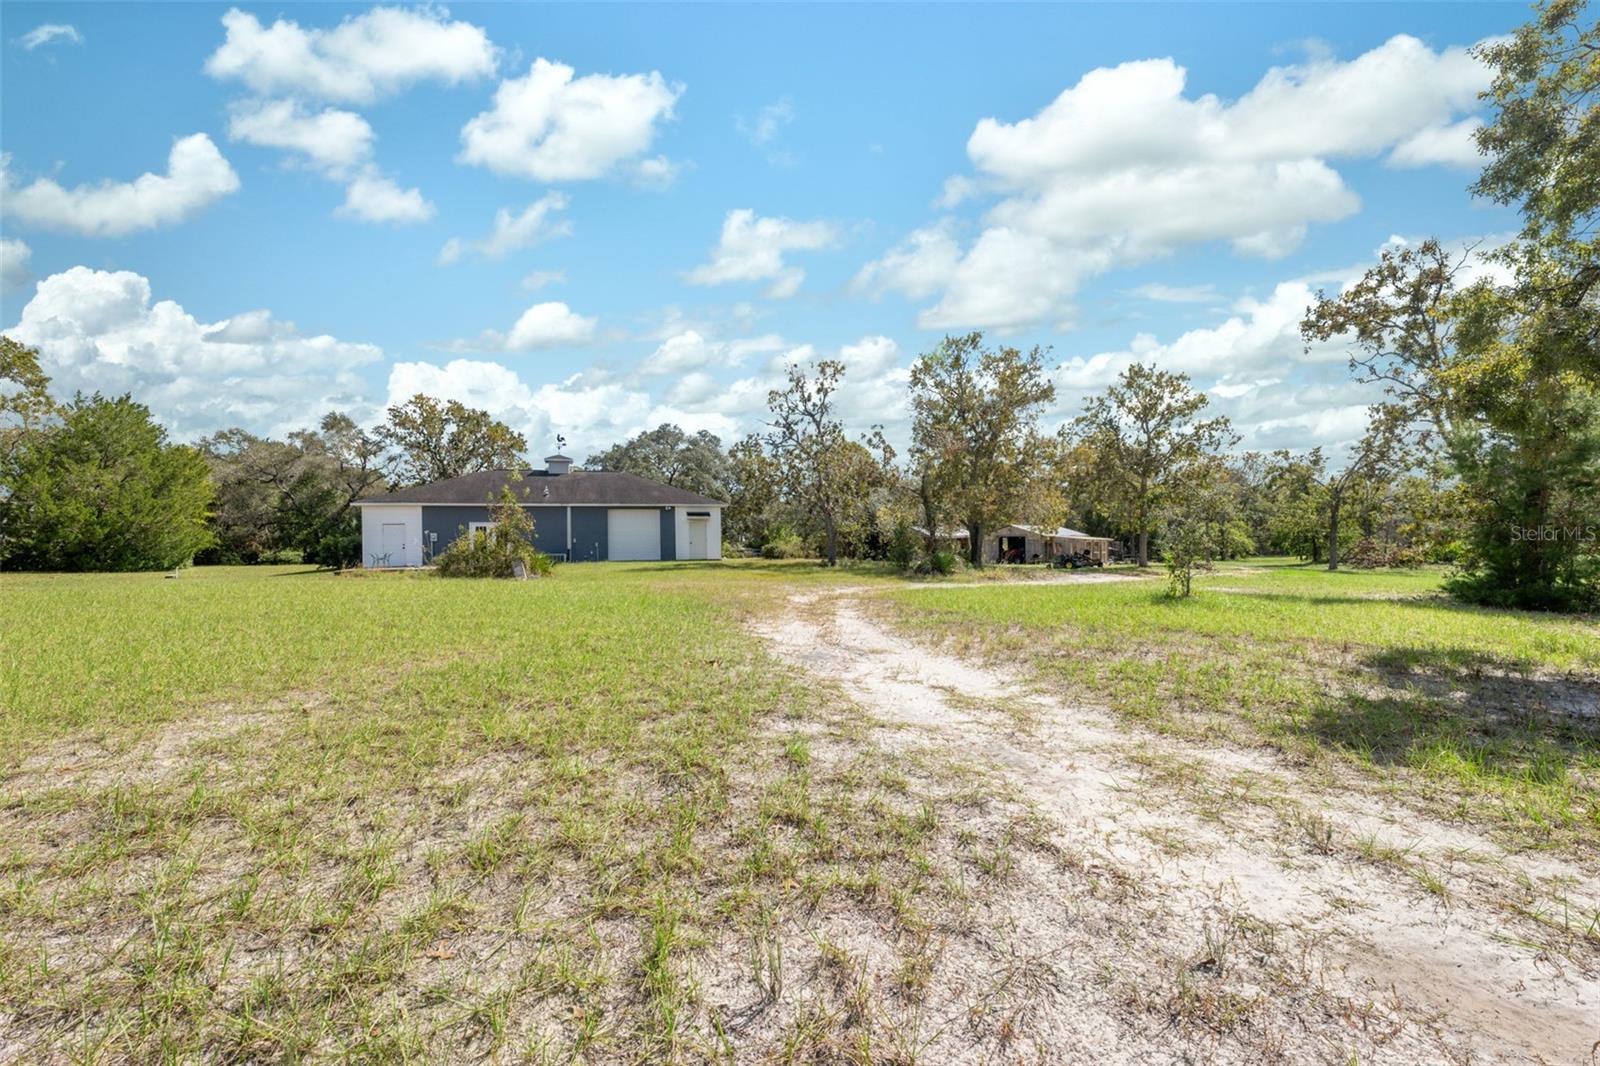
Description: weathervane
xmin=556 ymin=434 xmax=567 ymax=452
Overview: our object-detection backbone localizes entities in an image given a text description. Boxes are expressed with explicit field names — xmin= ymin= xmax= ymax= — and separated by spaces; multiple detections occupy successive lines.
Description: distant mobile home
xmin=354 ymin=455 xmax=723 ymax=567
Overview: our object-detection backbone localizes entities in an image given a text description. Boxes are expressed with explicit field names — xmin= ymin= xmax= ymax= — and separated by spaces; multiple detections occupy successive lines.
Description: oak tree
xmin=587 ymin=423 xmax=730 ymax=499
xmin=909 ymin=332 xmax=1057 ymax=568
xmin=379 ymin=394 xmax=527 ymax=485
xmin=1070 ymin=363 xmax=1236 ymax=567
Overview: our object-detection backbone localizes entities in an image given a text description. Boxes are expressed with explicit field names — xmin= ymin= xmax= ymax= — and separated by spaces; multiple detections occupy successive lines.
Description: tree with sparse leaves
xmin=1069 ymin=363 xmax=1236 ymax=567
xmin=762 ymin=360 xmax=893 ymax=566
xmin=1160 ymin=459 xmax=1233 ymax=598
xmin=909 ymin=332 xmax=1057 ymax=568
xmin=1324 ymin=406 xmax=1412 ymax=571
xmin=435 ymin=483 xmax=554 ymax=579
xmin=1 ymin=337 xmax=56 ymax=472
xmin=1301 ymin=239 xmax=1471 ymax=445
xmin=379 ymin=394 xmax=527 ymax=485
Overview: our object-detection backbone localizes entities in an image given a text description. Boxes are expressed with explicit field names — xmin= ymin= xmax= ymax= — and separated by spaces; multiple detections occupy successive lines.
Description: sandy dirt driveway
xmin=752 ymin=578 xmax=1600 ymax=1065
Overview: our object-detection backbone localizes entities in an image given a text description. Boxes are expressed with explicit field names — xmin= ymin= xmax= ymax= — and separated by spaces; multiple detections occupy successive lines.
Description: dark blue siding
xmin=423 ymin=505 xmax=569 ymax=559
xmin=660 ymin=508 xmax=676 ymax=561
xmin=570 ymin=506 xmax=608 ymax=561
xmin=526 ymin=510 xmax=569 ymax=558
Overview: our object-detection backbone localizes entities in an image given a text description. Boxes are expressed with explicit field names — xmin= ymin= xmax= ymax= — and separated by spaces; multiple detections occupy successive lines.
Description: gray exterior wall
xmin=418 ymin=504 xmax=686 ymax=562
xmin=660 ymin=508 xmax=676 ymax=561
xmin=424 ymin=505 xmax=571 ymax=560
xmin=570 ymin=506 xmax=608 ymax=562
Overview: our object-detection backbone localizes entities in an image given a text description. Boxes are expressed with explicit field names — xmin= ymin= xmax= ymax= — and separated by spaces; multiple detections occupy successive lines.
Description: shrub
xmin=1425 ymin=539 xmax=1465 ymax=564
xmin=302 ymin=526 xmax=363 ymax=570
xmin=434 ymin=486 xmax=554 ymax=579
xmin=759 ymin=531 xmax=808 ymax=559
xmin=1162 ymin=517 xmax=1216 ymax=598
xmin=887 ymin=519 xmax=918 ymax=571
xmin=1 ymin=393 xmax=214 ymax=571
xmin=915 ymin=549 xmax=958 ymax=576
xmin=1345 ymin=537 xmax=1425 ymax=569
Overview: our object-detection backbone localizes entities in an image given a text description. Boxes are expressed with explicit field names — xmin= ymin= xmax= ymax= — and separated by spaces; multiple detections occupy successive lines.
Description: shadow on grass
xmin=1363 ymin=646 xmax=1600 ymax=719
xmin=1366 ymin=644 xmax=1541 ymax=675
xmin=1300 ymin=648 xmax=1600 ymax=795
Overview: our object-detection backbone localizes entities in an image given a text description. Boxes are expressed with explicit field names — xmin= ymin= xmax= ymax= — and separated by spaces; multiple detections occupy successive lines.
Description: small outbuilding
xmin=354 ymin=455 xmax=724 ymax=567
xmin=1042 ymin=527 xmax=1113 ymax=565
xmin=987 ymin=524 xmax=1048 ymax=564
xmin=917 ymin=522 xmax=1114 ymax=564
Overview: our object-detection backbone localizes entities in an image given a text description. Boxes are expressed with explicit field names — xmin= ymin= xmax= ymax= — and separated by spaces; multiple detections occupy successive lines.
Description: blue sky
xmin=1 ymin=2 xmax=1525 ymax=461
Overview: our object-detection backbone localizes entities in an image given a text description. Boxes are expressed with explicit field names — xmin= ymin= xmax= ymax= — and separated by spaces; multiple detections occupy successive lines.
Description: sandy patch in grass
xmin=751 ymin=587 xmax=1600 ymax=1065
xmin=3 ymin=698 xmax=305 ymax=791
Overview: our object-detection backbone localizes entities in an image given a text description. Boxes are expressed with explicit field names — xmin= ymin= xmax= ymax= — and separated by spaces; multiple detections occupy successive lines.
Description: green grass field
xmin=883 ymin=558 xmax=1600 ymax=849
xmin=0 ymin=561 xmax=960 ymax=1062
xmin=4 ymin=557 xmax=1597 ymax=1061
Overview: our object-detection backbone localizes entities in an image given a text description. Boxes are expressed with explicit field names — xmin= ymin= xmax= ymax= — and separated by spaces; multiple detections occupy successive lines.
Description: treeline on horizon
xmin=1 ymin=0 xmax=1595 ymax=611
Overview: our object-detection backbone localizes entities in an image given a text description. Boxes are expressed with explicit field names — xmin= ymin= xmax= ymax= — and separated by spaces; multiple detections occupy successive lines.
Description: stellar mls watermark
xmin=1510 ymin=524 xmax=1598 ymax=542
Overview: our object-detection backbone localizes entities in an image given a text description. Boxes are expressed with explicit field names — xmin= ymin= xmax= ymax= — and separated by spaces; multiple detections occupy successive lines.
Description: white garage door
xmin=607 ymin=509 xmax=661 ymax=561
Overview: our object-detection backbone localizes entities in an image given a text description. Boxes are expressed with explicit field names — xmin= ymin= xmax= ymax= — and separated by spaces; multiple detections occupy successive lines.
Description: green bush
xmin=887 ymin=519 xmax=918 ymax=571
xmin=915 ymin=549 xmax=958 ymax=575
xmin=434 ymin=486 xmax=555 ymax=579
xmin=1162 ymin=515 xmax=1216 ymax=598
xmin=1 ymin=393 xmax=214 ymax=571
xmin=1345 ymin=537 xmax=1425 ymax=569
xmin=759 ymin=531 xmax=808 ymax=559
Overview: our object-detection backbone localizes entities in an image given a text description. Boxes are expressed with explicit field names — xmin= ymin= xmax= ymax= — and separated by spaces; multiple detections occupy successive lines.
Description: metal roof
xmin=915 ymin=523 xmax=1112 ymax=541
xmin=355 ymin=468 xmax=724 ymax=507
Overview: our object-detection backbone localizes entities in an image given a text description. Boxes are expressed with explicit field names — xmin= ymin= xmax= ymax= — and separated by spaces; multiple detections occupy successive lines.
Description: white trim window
xmin=467 ymin=521 xmax=496 ymax=542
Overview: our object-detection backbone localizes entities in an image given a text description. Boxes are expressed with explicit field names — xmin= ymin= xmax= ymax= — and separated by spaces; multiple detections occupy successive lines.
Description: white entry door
xmin=607 ymin=509 xmax=661 ymax=561
xmin=687 ymin=517 xmax=709 ymax=560
xmin=380 ymin=523 xmax=407 ymax=565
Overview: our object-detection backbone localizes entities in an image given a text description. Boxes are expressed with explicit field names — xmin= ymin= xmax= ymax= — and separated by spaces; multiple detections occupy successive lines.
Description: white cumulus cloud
xmin=685 ymin=209 xmax=838 ymax=299
xmin=862 ymin=34 xmax=1493 ymax=332
xmin=505 ymin=301 xmax=596 ymax=349
xmin=385 ymin=359 xmax=667 ymax=458
xmin=452 ymin=301 xmax=598 ymax=352
xmin=3 ymin=134 xmax=240 ymax=237
xmin=7 ymin=266 xmax=381 ymax=437
xmin=204 ymin=6 xmax=496 ymax=104
xmin=920 ymin=226 xmax=1109 ymax=332
xmin=227 ymin=98 xmax=373 ymax=176
xmin=223 ymin=99 xmax=429 ymax=226
xmin=1049 ymin=239 xmax=1510 ymax=455
xmin=1388 ymin=117 xmax=1485 ymax=169
xmin=852 ymin=222 xmax=962 ymax=302
xmin=458 ymin=58 xmax=682 ymax=181
xmin=639 ymin=330 xmax=786 ymax=375
xmin=336 ymin=170 xmax=434 ymax=224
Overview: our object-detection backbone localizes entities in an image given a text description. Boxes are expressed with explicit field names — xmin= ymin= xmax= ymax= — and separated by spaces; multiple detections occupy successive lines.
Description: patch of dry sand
xmin=749 ymin=587 xmax=1600 ymax=1065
